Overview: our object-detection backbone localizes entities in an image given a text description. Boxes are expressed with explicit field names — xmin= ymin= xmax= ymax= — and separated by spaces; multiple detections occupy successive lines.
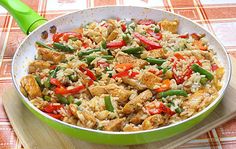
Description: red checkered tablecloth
xmin=0 ymin=0 xmax=236 ymax=148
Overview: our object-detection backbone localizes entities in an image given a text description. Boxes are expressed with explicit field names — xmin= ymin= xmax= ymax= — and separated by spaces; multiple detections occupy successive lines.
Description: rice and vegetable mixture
xmin=20 ymin=18 xmax=224 ymax=131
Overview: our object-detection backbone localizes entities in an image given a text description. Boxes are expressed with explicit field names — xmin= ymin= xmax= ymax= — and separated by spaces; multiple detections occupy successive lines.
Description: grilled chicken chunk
xmin=38 ymin=47 xmax=65 ymax=64
xmin=104 ymin=118 xmax=124 ymax=131
xmin=20 ymin=75 xmax=42 ymax=99
xmin=122 ymin=77 xmax=146 ymax=91
xmin=139 ymin=71 xmax=162 ymax=89
xmin=159 ymin=19 xmax=179 ymax=33
xmin=123 ymin=90 xmax=152 ymax=114
xmin=89 ymin=84 xmax=132 ymax=102
xmin=28 ymin=60 xmax=51 ymax=73
xmin=142 ymin=114 xmax=164 ymax=130
xmin=141 ymin=48 xmax=166 ymax=59
xmin=116 ymin=52 xmax=147 ymax=68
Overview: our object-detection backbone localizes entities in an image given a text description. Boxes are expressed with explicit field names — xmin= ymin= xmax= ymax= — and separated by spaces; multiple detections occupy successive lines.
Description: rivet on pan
xmin=50 ymin=25 xmax=57 ymax=34
xmin=41 ymin=30 xmax=48 ymax=39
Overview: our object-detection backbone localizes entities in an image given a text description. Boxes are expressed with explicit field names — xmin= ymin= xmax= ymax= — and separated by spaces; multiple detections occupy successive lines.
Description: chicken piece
xmin=89 ymin=84 xmax=131 ymax=102
xmin=28 ymin=60 xmax=51 ymax=73
xmin=123 ymin=124 xmax=142 ymax=132
xmin=106 ymin=29 xmax=119 ymax=42
xmin=181 ymin=88 xmax=217 ymax=117
xmin=104 ymin=118 xmax=124 ymax=131
xmin=116 ymin=52 xmax=147 ymax=68
xmin=123 ymin=90 xmax=152 ymax=114
xmin=89 ymin=86 xmax=106 ymax=96
xmin=95 ymin=110 xmax=110 ymax=120
xmin=122 ymin=77 xmax=146 ymax=91
xmin=139 ymin=71 xmax=162 ymax=89
xmin=76 ymin=111 xmax=97 ymax=129
xmin=38 ymin=47 xmax=65 ymax=64
xmin=142 ymin=114 xmax=164 ymax=130
xmin=69 ymin=104 xmax=78 ymax=116
xmin=141 ymin=48 xmax=166 ymax=59
xmin=20 ymin=75 xmax=42 ymax=99
xmin=105 ymin=84 xmax=132 ymax=102
xmin=159 ymin=19 xmax=179 ymax=34
xmin=129 ymin=110 xmax=148 ymax=125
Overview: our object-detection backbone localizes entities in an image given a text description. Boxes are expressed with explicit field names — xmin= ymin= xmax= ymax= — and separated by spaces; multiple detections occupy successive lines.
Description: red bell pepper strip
xmin=47 ymin=113 xmax=63 ymax=119
xmin=54 ymin=85 xmax=85 ymax=95
xmin=134 ymin=32 xmax=162 ymax=50
xmin=43 ymin=104 xmax=63 ymax=113
xmin=137 ymin=19 xmax=155 ymax=25
xmin=79 ymin=67 xmax=96 ymax=81
xmin=50 ymin=65 xmax=57 ymax=70
xmin=121 ymin=24 xmax=127 ymax=32
xmin=155 ymin=79 xmax=171 ymax=93
xmin=178 ymin=34 xmax=189 ymax=38
xmin=66 ymin=85 xmax=85 ymax=94
xmin=115 ymin=63 xmax=133 ymax=72
xmin=106 ymin=40 xmax=126 ymax=49
xmin=174 ymin=53 xmax=185 ymax=60
xmin=146 ymin=29 xmax=162 ymax=40
xmin=53 ymin=33 xmax=64 ymax=42
xmin=112 ymin=71 xmax=129 ymax=79
xmin=146 ymin=102 xmax=175 ymax=116
xmin=129 ymin=72 xmax=139 ymax=78
xmin=112 ymin=71 xmax=139 ymax=79
xmin=50 ymin=78 xmax=62 ymax=87
xmin=82 ymin=42 xmax=89 ymax=48
xmin=97 ymin=61 xmax=109 ymax=68
xmin=211 ymin=64 xmax=219 ymax=71
xmin=54 ymin=87 xmax=68 ymax=94
xmin=191 ymin=33 xmax=201 ymax=40
xmin=172 ymin=62 xmax=185 ymax=84
xmin=53 ymin=32 xmax=82 ymax=42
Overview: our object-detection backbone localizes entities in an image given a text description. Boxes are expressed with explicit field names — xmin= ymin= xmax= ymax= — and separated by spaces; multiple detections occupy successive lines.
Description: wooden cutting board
xmin=3 ymin=56 xmax=236 ymax=149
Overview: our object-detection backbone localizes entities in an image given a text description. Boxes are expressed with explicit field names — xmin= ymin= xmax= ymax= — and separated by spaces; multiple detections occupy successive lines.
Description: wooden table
xmin=0 ymin=0 xmax=236 ymax=148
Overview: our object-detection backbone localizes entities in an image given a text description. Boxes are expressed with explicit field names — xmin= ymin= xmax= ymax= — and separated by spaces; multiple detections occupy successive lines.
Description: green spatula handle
xmin=0 ymin=0 xmax=47 ymax=34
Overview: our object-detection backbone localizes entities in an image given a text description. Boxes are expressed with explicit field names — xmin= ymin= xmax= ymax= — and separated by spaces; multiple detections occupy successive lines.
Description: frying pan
xmin=1 ymin=0 xmax=231 ymax=145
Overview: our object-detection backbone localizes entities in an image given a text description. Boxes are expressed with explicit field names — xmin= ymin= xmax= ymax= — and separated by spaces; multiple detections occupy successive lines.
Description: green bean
xmin=101 ymin=55 xmax=114 ymax=60
xmin=101 ymin=41 xmax=107 ymax=49
xmin=68 ymin=74 xmax=78 ymax=82
xmin=43 ymin=95 xmax=51 ymax=101
xmin=52 ymin=42 xmax=75 ymax=53
xmin=34 ymin=75 xmax=42 ymax=87
xmin=67 ymin=95 xmax=74 ymax=104
xmin=200 ymin=77 xmax=208 ymax=85
xmin=78 ymin=48 xmax=100 ymax=57
xmin=75 ymin=101 xmax=82 ymax=106
xmin=154 ymin=27 xmax=160 ymax=33
xmin=122 ymin=34 xmax=130 ymax=43
xmin=50 ymin=66 xmax=61 ymax=78
xmin=146 ymin=57 xmax=166 ymax=65
xmin=44 ymin=79 xmax=51 ymax=88
xmin=158 ymin=90 xmax=188 ymax=98
xmin=191 ymin=64 xmax=214 ymax=80
xmin=175 ymin=107 xmax=184 ymax=114
xmin=104 ymin=96 xmax=114 ymax=112
xmin=69 ymin=37 xmax=79 ymax=41
xmin=36 ymin=41 xmax=55 ymax=51
xmin=57 ymin=95 xmax=69 ymax=104
xmin=45 ymin=66 xmax=60 ymax=88
xmin=122 ymin=47 xmax=143 ymax=54
xmin=83 ymin=55 xmax=114 ymax=64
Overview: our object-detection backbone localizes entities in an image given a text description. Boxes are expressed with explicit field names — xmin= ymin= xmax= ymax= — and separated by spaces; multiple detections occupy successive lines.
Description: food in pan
xmin=20 ymin=18 xmax=224 ymax=132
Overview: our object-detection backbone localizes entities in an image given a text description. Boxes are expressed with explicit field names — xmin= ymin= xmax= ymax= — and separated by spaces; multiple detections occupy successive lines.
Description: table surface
xmin=0 ymin=0 xmax=236 ymax=148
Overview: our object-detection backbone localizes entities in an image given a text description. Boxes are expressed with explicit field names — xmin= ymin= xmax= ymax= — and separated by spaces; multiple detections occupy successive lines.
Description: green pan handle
xmin=0 ymin=0 xmax=47 ymax=35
